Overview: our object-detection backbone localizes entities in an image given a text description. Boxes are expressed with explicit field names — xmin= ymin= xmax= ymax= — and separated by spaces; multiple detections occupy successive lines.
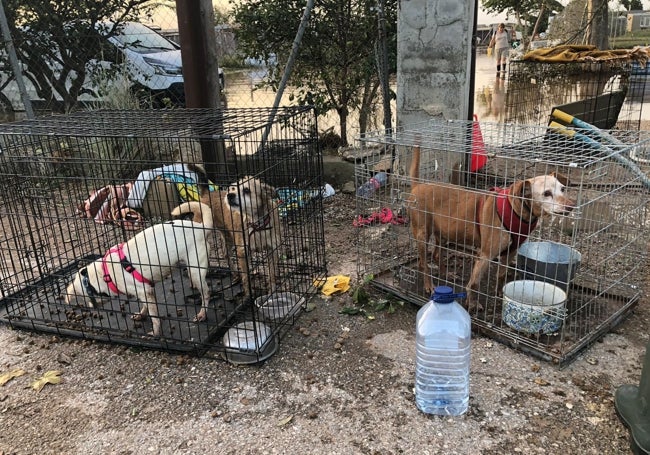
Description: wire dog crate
xmin=0 ymin=107 xmax=326 ymax=362
xmin=357 ymin=119 xmax=649 ymax=366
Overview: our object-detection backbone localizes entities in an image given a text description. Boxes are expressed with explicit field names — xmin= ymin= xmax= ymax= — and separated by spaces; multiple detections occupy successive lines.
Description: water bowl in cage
xmin=255 ymin=292 xmax=305 ymax=322
xmin=222 ymin=321 xmax=278 ymax=365
xmin=516 ymin=241 xmax=581 ymax=291
xmin=502 ymin=280 xmax=567 ymax=335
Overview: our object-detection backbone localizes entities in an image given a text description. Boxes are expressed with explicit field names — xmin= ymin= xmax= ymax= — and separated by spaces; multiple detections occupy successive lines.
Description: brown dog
xmin=175 ymin=176 xmax=281 ymax=311
xmin=407 ymin=145 xmax=575 ymax=309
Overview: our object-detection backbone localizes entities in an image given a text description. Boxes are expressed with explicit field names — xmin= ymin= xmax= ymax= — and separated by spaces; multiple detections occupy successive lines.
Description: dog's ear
xmin=550 ymin=171 xmax=570 ymax=186
xmin=262 ymin=183 xmax=277 ymax=200
xmin=511 ymin=180 xmax=532 ymax=200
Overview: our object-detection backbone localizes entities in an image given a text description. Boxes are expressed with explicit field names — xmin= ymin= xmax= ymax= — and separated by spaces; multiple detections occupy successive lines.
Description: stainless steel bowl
xmin=222 ymin=321 xmax=278 ymax=365
xmin=255 ymin=292 xmax=305 ymax=322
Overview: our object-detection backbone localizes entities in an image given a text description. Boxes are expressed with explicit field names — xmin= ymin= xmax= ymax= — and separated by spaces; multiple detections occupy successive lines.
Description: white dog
xmin=64 ymin=201 xmax=213 ymax=336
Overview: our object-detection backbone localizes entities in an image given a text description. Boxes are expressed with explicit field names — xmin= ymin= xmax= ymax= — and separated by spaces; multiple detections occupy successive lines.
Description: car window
xmin=112 ymin=22 xmax=178 ymax=54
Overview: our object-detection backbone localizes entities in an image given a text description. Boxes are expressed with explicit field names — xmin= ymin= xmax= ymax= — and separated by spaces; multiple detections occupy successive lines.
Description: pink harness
xmin=494 ymin=187 xmax=538 ymax=248
xmin=101 ymin=243 xmax=153 ymax=295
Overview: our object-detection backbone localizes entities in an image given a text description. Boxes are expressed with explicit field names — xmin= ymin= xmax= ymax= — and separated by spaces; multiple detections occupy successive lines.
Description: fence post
xmin=0 ymin=0 xmax=34 ymax=119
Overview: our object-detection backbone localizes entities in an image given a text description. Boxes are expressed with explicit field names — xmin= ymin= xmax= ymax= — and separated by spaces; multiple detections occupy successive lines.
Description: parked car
xmin=0 ymin=21 xmax=225 ymax=118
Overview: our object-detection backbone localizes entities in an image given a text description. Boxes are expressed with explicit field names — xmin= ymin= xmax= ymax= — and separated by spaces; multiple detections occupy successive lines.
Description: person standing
xmin=489 ymin=23 xmax=510 ymax=79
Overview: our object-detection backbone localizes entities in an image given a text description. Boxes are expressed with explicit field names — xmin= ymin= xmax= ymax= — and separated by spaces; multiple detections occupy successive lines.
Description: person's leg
xmin=500 ymin=50 xmax=509 ymax=78
xmin=495 ymin=48 xmax=502 ymax=76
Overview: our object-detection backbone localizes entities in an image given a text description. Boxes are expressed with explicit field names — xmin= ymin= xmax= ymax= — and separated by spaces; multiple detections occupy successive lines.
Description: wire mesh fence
xmin=0 ymin=1 xmax=393 ymax=147
xmin=507 ymin=59 xmax=646 ymax=130
xmin=0 ymin=107 xmax=327 ymax=362
xmin=356 ymin=119 xmax=649 ymax=366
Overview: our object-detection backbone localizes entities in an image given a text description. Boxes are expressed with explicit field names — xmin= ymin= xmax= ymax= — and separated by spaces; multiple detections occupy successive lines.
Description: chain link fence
xmin=0 ymin=1 xmax=393 ymax=147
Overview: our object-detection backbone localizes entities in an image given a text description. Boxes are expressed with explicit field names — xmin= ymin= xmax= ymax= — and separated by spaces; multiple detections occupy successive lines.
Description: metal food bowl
xmin=255 ymin=292 xmax=305 ymax=322
xmin=517 ymin=241 xmax=581 ymax=291
xmin=502 ymin=280 xmax=567 ymax=335
xmin=222 ymin=321 xmax=278 ymax=365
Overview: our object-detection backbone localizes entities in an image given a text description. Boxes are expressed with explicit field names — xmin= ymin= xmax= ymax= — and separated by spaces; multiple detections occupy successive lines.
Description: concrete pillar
xmin=397 ymin=0 xmax=476 ymax=126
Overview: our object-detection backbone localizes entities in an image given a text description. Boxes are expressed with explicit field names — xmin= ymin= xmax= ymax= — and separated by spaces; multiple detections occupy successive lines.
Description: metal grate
xmin=0 ymin=107 xmax=327 ymax=362
xmin=357 ymin=119 xmax=649 ymax=366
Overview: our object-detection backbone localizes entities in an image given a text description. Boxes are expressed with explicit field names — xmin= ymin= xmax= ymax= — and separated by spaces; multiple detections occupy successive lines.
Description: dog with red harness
xmin=407 ymin=144 xmax=575 ymax=310
xmin=64 ymin=201 xmax=213 ymax=336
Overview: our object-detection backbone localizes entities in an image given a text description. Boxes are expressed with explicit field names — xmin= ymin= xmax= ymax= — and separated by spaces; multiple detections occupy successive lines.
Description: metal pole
xmin=259 ymin=0 xmax=314 ymax=150
xmin=176 ymin=0 xmax=231 ymax=184
xmin=377 ymin=0 xmax=391 ymax=136
xmin=0 ymin=0 xmax=34 ymax=119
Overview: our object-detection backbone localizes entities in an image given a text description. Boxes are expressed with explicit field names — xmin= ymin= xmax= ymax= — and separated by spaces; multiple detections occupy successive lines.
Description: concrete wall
xmin=397 ymin=0 xmax=476 ymax=127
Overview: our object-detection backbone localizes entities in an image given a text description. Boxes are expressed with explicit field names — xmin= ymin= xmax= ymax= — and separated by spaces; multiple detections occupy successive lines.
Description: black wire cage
xmin=0 ymin=107 xmax=327 ymax=362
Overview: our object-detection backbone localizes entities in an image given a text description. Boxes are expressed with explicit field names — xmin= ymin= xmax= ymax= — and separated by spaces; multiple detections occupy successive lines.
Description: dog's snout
xmin=227 ymin=193 xmax=238 ymax=206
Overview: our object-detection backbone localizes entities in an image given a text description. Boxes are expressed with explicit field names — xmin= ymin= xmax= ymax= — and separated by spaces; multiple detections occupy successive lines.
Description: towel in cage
xmin=77 ymin=163 xmax=218 ymax=229
xmin=275 ymin=185 xmax=335 ymax=218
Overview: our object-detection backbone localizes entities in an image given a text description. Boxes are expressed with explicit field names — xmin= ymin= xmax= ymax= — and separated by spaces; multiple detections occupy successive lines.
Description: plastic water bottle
xmin=356 ymin=171 xmax=388 ymax=198
xmin=415 ymin=286 xmax=471 ymax=416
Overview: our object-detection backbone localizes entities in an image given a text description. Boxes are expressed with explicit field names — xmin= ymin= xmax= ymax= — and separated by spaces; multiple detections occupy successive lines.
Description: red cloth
xmin=353 ymin=208 xmax=407 ymax=227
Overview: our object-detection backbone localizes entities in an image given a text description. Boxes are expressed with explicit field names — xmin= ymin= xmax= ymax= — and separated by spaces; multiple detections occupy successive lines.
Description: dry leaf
xmin=31 ymin=370 xmax=62 ymax=392
xmin=0 ymin=368 xmax=26 ymax=386
xmin=534 ymin=377 xmax=550 ymax=386
xmin=277 ymin=415 xmax=293 ymax=426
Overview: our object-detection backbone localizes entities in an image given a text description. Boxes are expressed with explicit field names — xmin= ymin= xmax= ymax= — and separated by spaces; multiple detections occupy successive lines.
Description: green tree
xmin=619 ymin=0 xmax=643 ymax=10
xmin=232 ymin=0 xmax=397 ymax=146
xmin=548 ymin=0 xmax=587 ymax=43
xmin=2 ymin=0 xmax=155 ymax=113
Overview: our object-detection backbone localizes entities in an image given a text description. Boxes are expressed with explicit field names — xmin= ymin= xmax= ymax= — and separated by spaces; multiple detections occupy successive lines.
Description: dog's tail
xmin=171 ymin=201 xmax=214 ymax=229
xmin=409 ymin=144 xmax=421 ymax=186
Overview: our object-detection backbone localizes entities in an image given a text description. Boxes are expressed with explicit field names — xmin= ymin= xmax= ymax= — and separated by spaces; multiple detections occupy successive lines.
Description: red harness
xmin=101 ymin=243 xmax=153 ymax=295
xmin=494 ymin=187 xmax=537 ymax=248
xmin=477 ymin=187 xmax=538 ymax=251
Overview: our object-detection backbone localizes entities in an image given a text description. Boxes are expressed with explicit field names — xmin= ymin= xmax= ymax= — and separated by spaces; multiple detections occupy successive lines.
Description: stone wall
xmin=397 ymin=0 xmax=476 ymax=126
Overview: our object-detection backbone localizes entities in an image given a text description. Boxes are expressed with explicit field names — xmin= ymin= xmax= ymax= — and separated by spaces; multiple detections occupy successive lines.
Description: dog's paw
xmin=131 ymin=313 xmax=146 ymax=322
xmin=194 ymin=309 xmax=208 ymax=323
xmin=466 ymin=300 xmax=484 ymax=313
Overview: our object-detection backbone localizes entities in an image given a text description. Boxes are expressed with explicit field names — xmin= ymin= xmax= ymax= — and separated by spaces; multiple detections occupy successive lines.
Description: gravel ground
xmin=1 ymin=192 xmax=649 ymax=455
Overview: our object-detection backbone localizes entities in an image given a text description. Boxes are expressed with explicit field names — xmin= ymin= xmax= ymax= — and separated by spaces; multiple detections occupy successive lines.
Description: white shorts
xmin=495 ymin=47 xmax=509 ymax=63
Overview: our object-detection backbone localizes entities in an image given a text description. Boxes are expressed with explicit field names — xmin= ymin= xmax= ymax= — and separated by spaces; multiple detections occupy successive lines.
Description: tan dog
xmin=408 ymin=145 xmax=575 ymax=309
xmin=176 ymin=175 xmax=281 ymax=302
xmin=64 ymin=201 xmax=213 ymax=336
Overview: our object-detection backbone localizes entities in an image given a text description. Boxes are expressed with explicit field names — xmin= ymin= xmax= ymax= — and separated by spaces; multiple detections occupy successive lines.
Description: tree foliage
xmin=231 ymin=0 xmax=397 ymax=145
xmin=2 ymin=0 xmax=155 ymax=112
xmin=618 ymin=0 xmax=643 ymax=11
xmin=548 ymin=0 xmax=588 ymax=43
xmin=548 ymin=0 xmax=610 ymax=48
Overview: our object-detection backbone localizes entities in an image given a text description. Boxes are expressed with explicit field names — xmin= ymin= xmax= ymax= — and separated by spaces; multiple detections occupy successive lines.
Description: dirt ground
xmin=1 ymin=188 xmax=649 ymax=455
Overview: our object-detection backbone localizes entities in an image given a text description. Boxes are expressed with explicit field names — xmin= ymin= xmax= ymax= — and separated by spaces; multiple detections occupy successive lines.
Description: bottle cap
xmin=432 ymin=286 xmax=466 ymax=303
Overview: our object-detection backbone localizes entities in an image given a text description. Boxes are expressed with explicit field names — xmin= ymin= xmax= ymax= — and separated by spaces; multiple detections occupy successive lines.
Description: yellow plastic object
xmin=551 ymin=108 xmax=574 ymax=125
xmin=314 ymin=275 xmax=351 ymax=296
